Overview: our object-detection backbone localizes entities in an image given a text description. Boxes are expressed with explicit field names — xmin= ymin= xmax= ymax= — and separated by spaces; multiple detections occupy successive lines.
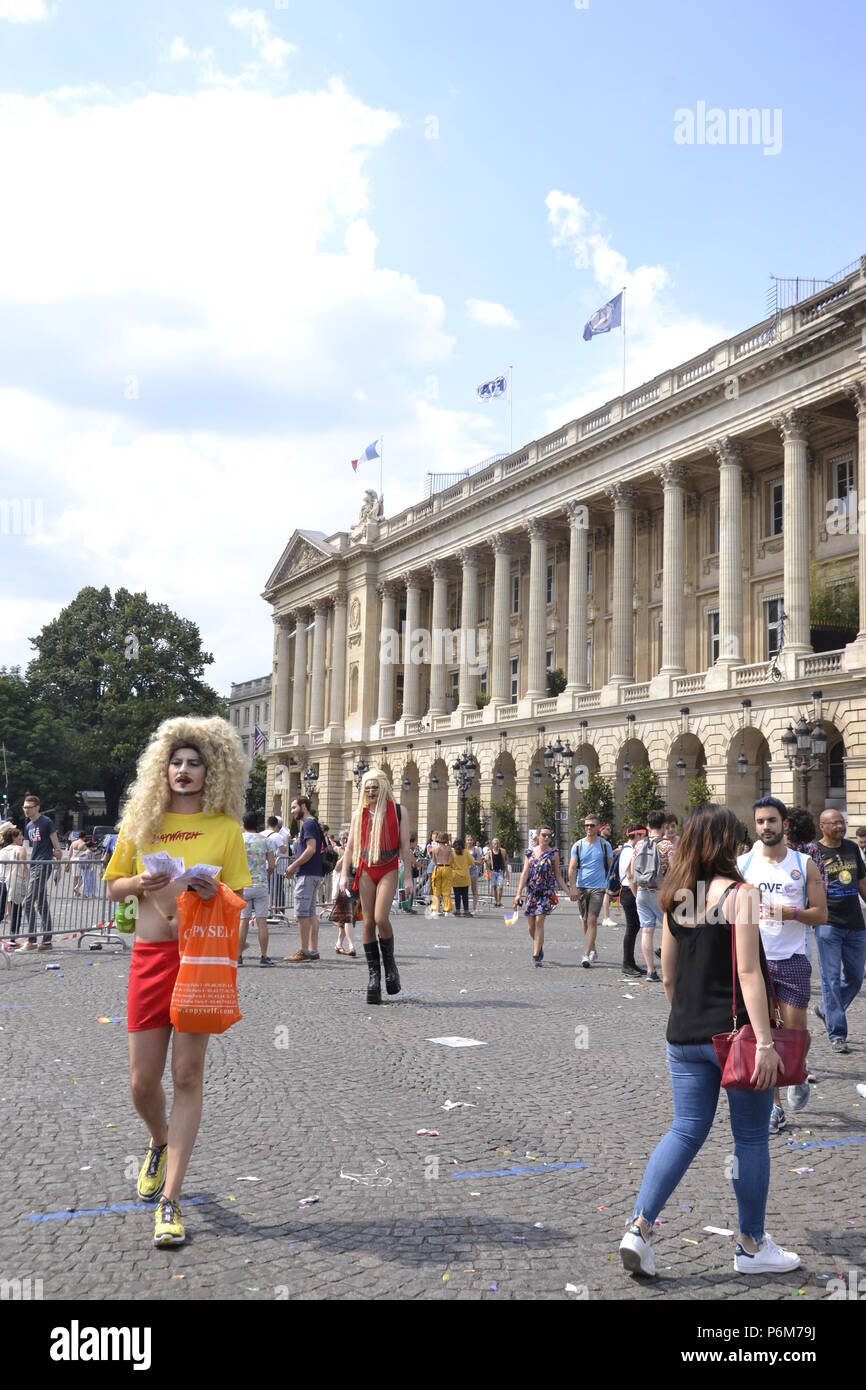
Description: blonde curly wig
xmin=118 ymin=715 xmax=247 ymax=852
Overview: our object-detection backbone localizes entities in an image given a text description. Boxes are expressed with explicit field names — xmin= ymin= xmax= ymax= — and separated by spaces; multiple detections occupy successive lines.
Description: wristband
xmin=756 ymin=1042 xmax=775 ymax=1052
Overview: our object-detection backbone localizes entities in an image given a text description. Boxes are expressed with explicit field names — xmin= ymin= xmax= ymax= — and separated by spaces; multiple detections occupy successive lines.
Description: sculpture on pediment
xmin=359 ymin=490 xmax=383 ymax=524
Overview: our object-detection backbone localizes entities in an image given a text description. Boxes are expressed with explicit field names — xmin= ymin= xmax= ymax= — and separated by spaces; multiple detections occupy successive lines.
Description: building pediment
xmin=264 ymin=531 xmax=335 ymax=594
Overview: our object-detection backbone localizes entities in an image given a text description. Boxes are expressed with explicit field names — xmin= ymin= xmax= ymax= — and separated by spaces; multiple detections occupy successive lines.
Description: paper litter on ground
xmin=426 ymin=1037 xmax=488 ymax=1048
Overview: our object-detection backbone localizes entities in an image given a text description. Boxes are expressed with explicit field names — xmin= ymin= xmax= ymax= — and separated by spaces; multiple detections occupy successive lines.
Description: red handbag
xmin=711 ymin=889 xmax=810 ymax=1091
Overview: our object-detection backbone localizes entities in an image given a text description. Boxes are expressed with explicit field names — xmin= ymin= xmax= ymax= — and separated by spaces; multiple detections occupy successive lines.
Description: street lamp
xmin=675 ymin=707 xmax=689 ymax=779
xmin=541 ymin=734 xmax=575 ymax=860
xmin=303 ymin=763 xmax=319 ymax=800
xmin=430 ymin=738 xmax=442 ymax=793
xmin=781 ymin=692 xmax=827 ymax=808
xmin=495 ymin=730 xmax=508 ymax=790
xmin=737 ymin=699 xmax=751 ymax=779
xmin=402 ymin=743 xmax=413 ymax=792
xmin=353 ymin=758 xmax=370 ymax=792
xmin=452 ymin=735 xmax=477 ymax=839
xmin=622 ymin=713 xmax=636 ymax=786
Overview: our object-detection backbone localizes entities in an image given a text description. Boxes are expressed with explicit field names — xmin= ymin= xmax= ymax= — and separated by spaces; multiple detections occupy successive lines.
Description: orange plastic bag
xmin=170 ymin=882 xmax=245 ymax=1034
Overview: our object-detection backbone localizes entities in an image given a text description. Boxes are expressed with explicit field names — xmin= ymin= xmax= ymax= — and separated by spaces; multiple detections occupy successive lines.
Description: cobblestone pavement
xmin=2 ymin=904 xmax=864 ymax=1302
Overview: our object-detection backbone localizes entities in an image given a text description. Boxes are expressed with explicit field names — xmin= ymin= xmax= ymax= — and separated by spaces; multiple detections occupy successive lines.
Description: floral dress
xmin=524 ymin=849 xmax=557 ymax=917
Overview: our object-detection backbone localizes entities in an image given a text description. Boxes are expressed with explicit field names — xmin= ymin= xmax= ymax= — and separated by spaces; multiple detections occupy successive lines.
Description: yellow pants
xmin=431 ymin=866 xmax=453 ymax=913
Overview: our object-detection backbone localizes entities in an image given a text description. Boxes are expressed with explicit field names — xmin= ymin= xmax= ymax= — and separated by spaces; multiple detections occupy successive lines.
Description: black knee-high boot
xmin=364 ymin=940 xmax=382 ymax=1005
xmin=379 ymin=935 xmax=401 ymax=996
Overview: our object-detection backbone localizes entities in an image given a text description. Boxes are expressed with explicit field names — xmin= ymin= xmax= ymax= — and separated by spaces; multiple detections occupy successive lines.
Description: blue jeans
xmin=632 ymin=1043 xmax=772 ymax=1241
xmin=815 ymin=925 xmax=866 ymax=1042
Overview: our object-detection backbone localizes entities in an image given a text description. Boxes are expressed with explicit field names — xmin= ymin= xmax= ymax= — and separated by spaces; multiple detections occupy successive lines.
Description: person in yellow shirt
xmin=104 ymin=716 xmax=251 ymax=1250
xmin=429 ymin=833 xmax=455 ymax=917
xmin=451 ymin=838 xmax=473 ymax=917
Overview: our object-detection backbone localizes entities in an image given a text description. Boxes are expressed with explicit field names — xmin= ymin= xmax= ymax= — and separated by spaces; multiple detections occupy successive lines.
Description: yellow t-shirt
xmin=104 ymin=812 xmax=252 ymax=892
xmin=451 ymin=849 xmax=471 ymax=888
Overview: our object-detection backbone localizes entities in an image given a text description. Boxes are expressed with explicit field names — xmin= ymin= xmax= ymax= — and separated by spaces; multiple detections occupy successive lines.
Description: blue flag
xmin=583 ymin=291 xmax=623 ymax=341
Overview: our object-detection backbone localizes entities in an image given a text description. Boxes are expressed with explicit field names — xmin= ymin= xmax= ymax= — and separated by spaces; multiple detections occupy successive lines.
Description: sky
xmin=0 ymin=0 xmax=863 ymax=695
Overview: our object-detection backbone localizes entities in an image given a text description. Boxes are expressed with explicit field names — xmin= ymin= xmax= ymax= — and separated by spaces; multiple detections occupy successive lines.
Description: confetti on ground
xmin=489 ymin=1284 xmax=499 ymax=1293
xmin=470 ymin=1192 xmax=480 ymax=1197
xmin=417 ymin=1129 xmax=439 ymax=1138
xmin=682 ymin=1238 xmax=699 ymax=1246
xmin=427 ymin=1037 xmax=487 ymax=1048
xmin=442 ymin=1271 xmax=450 ymax=1283
xmin=703 ymin=1226 xmax=734 ymax=1237
xmin=623 ymin=994 xmax=635 ymax=1000
xmin=442 ymin=1100 xmax=477 ymax=1111
xmin=238 ymin=1176 xmax=261 ymax=1182
xmin=298 ymin=1195 xmax=320 ymax=1210
xmin=533 ymin=1222 xmax=545 ymax=1229
xmin=171 ymin=1275 xmax=185 ymax=1281
xmin=596 ymin=1205 xmax=610 ymax=1212
xmin=680 ymin=1203 xmax=693 ymax=1212
xmin=791 ymin=1166 xmax=815 ymax=1175
xmin=106 ymin=1124 xmax=116 ymax=1129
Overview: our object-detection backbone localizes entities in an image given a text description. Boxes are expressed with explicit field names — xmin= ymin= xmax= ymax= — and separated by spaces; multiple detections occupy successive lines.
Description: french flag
xmin=351 ymin=438 xmax=381 ymax=472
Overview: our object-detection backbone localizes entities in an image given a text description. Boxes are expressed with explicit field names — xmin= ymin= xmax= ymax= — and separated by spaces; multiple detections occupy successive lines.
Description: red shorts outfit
xmin=127 ymin=939 xmax=180 ymax=1033
xmin=352 ymin=803 xmax=400 ymax=891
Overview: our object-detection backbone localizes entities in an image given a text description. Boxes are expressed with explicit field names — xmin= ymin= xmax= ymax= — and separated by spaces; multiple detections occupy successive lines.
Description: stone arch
xmin=426 ymin=758 xmax=449 ymax=839
xmin=615 ymin=737 xmax=649 ymax=806
xmin=398 ymin=759 xmax=420 ymax=837
xmin=666 ymin=732 xmax=707 ymax=823
xmin=725 ymin=727 xmax=771 ymax=827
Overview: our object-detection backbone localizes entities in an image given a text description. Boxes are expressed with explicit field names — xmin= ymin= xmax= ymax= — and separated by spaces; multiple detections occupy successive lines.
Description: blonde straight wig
xmin=352 ymin=767 xmax=397 ymax=866
xmin=118 ymin=715 xmax=247 ymax=853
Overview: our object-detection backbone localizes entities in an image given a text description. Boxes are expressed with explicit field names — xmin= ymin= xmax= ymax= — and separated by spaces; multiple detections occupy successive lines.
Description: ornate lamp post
xmin=781 ymin=691 xmax=827 ymax=809
xmin=622 ymin=713 xmax=636 ymax=786
xmin=452 ymin=735 xmax=477 ymax=840
xmin=353 ymin=757 xmax=370 ymax=793
xmin=303 ymin=763 xmax=319 ymax=802
xmin=542 ymin=735 xmax=575 ymax=861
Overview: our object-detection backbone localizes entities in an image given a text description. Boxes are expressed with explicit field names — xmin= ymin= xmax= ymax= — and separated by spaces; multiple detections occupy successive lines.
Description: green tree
xmin=622 ymin=765 xmax=665 ymax=830
xmin=546 ymin=667 xmax=566 ymax=697
xmin=475 ymin=691 xmax=490 ymax=709
xmin=27 ymin=586 xmax=225 ymax=824
xmin=245 ymin=757 xmax=269 ymax=823
xmin=683 ymin=772 xmax=713 ymax=817
xmin=464 ymin=794 xmax=484 ymax=840
xmin=810 ymin=564 xmax=858 ymax=630
xmin=0 ymin=666 xmax=84 ymax=823
xmin=489 ymin=788 xmax=520 ymax=858
xmin=572 ymin=771 xmax=616 ymax=845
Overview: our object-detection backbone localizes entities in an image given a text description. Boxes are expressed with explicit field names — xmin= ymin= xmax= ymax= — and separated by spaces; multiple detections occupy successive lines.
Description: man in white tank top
xmin=738 ymin=797 xmax=827 ymax=1135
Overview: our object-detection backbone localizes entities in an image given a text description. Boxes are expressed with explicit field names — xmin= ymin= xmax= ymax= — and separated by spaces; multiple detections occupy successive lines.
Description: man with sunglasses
xmin=568 ymin=815 xmax=613 ymax=968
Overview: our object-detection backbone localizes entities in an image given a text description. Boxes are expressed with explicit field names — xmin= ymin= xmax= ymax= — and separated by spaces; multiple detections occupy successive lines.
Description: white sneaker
xmin=619 ymin=1223 xmax=656 ymax=1277
xmin=734 ymin=1234 xmax=800 ymax=1274
xmin=786 ymin=1081 xmax=811 ymax=1112
xmin=588 ymin=949 xmax=597 ymax=963
xmin=602 ymin=917 xmax=616 ymax=927
xmin=581 ymin=953 xmax=591 ymax=968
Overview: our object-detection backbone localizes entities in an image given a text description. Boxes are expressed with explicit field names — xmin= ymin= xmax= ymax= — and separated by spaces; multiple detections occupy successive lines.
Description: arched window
xmin=828 ymin=741 xmax=845 ymax=797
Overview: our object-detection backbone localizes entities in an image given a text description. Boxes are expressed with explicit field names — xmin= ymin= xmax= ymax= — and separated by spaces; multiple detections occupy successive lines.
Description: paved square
xmin=2 ymin=906 xmax=864 ymax=1301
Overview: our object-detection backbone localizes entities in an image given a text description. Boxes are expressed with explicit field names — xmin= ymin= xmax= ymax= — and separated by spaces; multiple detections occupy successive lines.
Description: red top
xmin=360 ymin=801 xmax=400 ymax=866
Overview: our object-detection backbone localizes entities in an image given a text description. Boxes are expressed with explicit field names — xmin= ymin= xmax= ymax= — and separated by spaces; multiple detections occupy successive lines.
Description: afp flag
xmin=582 ymin=291 xmax=623 ymax=341
xmin=476 ymin=372 xmax=508 ymax=403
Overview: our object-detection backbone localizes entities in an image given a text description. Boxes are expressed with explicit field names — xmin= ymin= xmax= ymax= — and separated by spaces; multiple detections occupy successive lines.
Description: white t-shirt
xmin=618 ymin=844 xmax=634 ymax=883
xmin=265 ymin=828 xmax=290 ymax=863
xmin=737 ymin=845 xmax=808 ymax=961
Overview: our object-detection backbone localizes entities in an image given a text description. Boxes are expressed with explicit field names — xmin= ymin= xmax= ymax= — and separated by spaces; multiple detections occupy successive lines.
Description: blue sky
xmin=0 ymin=0 xmax=863 ymax=693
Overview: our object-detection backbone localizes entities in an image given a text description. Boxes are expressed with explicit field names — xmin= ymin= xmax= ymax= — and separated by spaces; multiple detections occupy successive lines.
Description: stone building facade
xmin=263 ymin=260 xmax=866 ymax=840
xmin=228 ymin=675 xmax=271 ymax=776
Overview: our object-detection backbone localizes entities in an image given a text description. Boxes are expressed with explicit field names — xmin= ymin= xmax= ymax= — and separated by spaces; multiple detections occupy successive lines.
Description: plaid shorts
xmin=767 ymin=952 xmax=812 ymax=1009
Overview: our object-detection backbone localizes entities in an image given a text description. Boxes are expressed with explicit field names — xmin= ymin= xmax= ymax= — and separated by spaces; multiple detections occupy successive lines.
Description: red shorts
xmin=127 ymin=939 xmax=180 ymax=1033
xmin=353 ymin=856 xmax=399 ymax=891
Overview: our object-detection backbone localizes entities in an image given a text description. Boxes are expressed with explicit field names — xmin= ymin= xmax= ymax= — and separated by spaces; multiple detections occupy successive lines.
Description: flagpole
xmin=380 ymin=436 xmax=384 ymax=510
xmin=622 ymin=286 xmax=627 ymax=397
xmin=508 ymin=365 xmax=513 ymax=454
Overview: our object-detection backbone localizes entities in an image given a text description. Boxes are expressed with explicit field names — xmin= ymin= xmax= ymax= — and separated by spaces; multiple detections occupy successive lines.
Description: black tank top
xmin=666 ymin=881 xmax=771 ymax=1045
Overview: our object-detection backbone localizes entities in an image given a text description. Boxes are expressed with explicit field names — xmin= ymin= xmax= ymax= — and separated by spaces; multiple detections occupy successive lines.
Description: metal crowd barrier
xmin=0 ymin=859 xmax=129 ymax=966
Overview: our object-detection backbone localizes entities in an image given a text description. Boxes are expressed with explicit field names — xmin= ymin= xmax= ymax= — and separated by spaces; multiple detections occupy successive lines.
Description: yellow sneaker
xmin=137 ymin=1141 xmax=167 ymax=1201
xmin=153 ymin=1197 xmax=185 ymax=1247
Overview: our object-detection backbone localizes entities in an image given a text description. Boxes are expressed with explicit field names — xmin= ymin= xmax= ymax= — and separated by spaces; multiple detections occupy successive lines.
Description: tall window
xmin=835 ymin=455 xmax=855 ymax=522
xmin=768 ymin=479 xmax=784 ymax=536
xmin=232 ymin=709 xmax=240 ymax=727
xmin=511 ymin=571 xmax=520 ymax=615
xmin=546 ymin=561 xmax=554 ymax=606
xmin=478 ymin=579 xmax=489 ymax=623
xmin=586 ymin=639 xmax=592 ymax=686
xmin=449 ymin=670 xmax=459 ymax=708
xmin=479 ymin=666 xmax=488 ymax=695
xmin=708 ymin=609 xmax=720 ymax=665
xmin=546 ymin=648 xmax=554 ymax=675
xmin=510 ymin=656 xmax=519 ymax=704
xmin=264 ymin=701 xmax=269 ymax=724
xmin=586 ymin=546 xmax=593 ymax=593
xmin=710 ymin=499 xmax=721 ymax=553
xmin=243 ymin=707 xmax=250 ymax=727
xmin=395 ymin=671 xmax=404 ymax=716
xmin=254 ymin=703 xmax=260 ymax=724
xmin=448 ymin=586 xmax=460 ymax=629
xmin=765 ymin=596 xmax=784 ymax=657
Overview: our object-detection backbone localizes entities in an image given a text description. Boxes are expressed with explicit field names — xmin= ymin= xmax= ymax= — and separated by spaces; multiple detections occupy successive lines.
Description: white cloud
xmin=228 ymin=8 xmax=295 ymax=71
xmin=169 ymin=36 xmax=192 ymax=62
xmin=0 ymin=0 xmax=49 ymax=21
xmin=0 ymin=78 xmax=470 ymax=687
xmin=544 ymin=189 xmax=727 ymax=427
xmin=466 ymin=298 xmax=519 ymax=328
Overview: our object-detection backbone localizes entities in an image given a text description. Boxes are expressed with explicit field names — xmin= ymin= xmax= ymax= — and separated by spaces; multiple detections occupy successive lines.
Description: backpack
xmin=307 ymin=817 xmax=338 ymax=875
xmin=606 ymin=846 xmax=624 ymax=895
xmin=632 ymin=836 xmax=664 ymax=890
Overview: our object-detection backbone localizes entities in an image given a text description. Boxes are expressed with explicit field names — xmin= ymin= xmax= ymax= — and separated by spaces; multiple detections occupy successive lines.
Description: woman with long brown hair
xmin=619 ymin=804 xmax=800 ymax=1280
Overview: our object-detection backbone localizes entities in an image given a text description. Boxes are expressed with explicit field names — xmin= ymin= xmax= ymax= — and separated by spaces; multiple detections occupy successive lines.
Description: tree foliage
xmin=245 ymin=757 xmax=269 ymax=823
xmin=683 ymin=772 xmax=713 ymax=817
xmin=489 ymin=788 xmax=520 ymax=858
xmin=0 ymin=666 xmax=83 ymax=821
xmin=572 ymin=771 xmax=616 ymax=845
xmin=464 ymin=794 xmax=484 ymax=840
xmin=546 ymin=667 xmax=567 ymax=697
xmin=622 ymin=765 xmax=665 ymax=830
xmin=26 ymin=586 xmax=225 ymax=823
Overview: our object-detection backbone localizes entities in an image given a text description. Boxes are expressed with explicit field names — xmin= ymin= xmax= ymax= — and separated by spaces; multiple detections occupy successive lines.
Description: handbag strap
xmin=728 ymin=883 xmax=780 ymax=1027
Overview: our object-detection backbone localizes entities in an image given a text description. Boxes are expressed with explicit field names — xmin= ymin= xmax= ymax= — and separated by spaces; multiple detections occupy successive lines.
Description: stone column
xmin=710 ymin=438 xmax=744 ymax=670
xmin=328 ymin=588 xmax=348 ymax=730
xmin=457 ymin=549 xmax=480 ymax=710
xmin=309 ymin=599 xmax=329 ymax=732
xmin=565 ymin=501 xmax=589 ymax=691
xmin=427 ymin=560 xmax=449 ymax=716
xmin=490 ymin=535 xmax=513 ymax=704
xmin=658 ymin=463 xmax=686 ymax=675
xmin=377 ymin=582 xmax=397 ymax=724
xmin=402 ymin=572 xmax=423 ymax=720
xmin=845 ymin=381 xmax=866 ymax=668
xmin=274 ymin=615 xmax=292 ymax=733
xmin=774 ymin=409 xmax=812 ymax=656
xmin=525 ymin=518 xmax=548 ymax=699
xmin=290 ymin=609 xmax=309 ymax=735
xmin=606 ymin=484 xmax=635 ymax=684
